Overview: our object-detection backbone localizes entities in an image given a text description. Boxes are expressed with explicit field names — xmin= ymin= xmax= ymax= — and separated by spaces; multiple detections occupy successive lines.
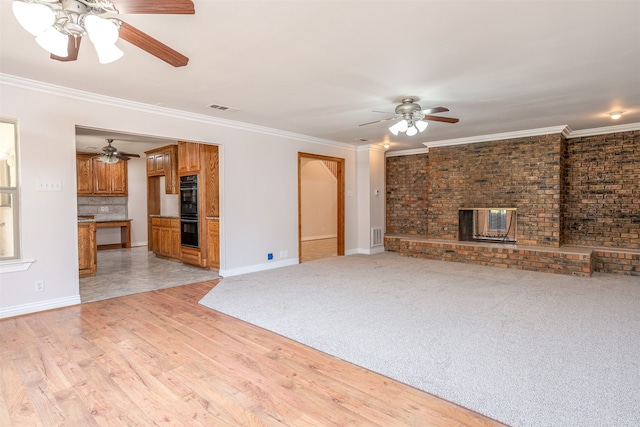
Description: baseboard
xmin=219 ymin=258 xmax=299 ymax=277
xmin=0 ymin=295 xmax=81 ymax=319
xmin=345 ymin=247 xmax=385 ymax=255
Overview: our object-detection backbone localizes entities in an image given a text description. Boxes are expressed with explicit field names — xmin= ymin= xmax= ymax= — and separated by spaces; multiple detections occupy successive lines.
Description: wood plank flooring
xmin=0 ymin=281 xmax=505 ymax=426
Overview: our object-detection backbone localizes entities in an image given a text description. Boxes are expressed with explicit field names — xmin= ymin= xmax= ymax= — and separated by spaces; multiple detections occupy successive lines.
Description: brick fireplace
xmin=384 ymin=128 xmax=640 ymax=276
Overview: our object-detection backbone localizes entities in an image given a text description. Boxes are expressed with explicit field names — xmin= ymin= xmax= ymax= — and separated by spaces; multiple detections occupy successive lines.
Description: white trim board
xmin=0 ymin=295 xmax=81 ymax=319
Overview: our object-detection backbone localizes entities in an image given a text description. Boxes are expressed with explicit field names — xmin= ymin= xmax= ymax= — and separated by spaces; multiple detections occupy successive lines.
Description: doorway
xmin=298 ymin=153 xmax=345 ymax=262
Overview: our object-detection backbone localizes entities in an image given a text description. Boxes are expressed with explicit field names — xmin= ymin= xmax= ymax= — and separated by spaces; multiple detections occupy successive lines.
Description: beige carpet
xmin=200 ymin=251 xmax=640 ymax=427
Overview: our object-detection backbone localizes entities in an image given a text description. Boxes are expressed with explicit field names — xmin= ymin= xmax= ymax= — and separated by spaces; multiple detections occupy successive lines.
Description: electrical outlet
xmin=35 ymin=280 xmax=44 ymax=292
xmin=280 ymin=250 xmax=288 ymax=258
xmin=100 ymin=206 xmax=109 ymax=212
xmin=267 ymin=253 xmax=273 ymax=261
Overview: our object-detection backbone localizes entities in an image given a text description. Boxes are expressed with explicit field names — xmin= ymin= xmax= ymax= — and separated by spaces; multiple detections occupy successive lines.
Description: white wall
xmin=0 ymin=76 xmax=383 ymax=317
xmin=300 ymin=159 xmax=337 ymax=240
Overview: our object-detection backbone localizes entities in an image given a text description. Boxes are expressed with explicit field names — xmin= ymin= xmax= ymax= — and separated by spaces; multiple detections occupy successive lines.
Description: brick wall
xmin=427 ymin=134 xmax=564 ymax=247
xmin=563 ymin=130 xmax=640 ymax=249
xmin=386 ymin=154 xmax=429 ymax=235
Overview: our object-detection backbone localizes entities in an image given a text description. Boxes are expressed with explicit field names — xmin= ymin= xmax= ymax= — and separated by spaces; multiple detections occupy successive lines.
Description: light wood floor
xmin=0 ymin=282 xmax=505 ymax=427
xmin=300 ymin=238 xmax=337 ymax=263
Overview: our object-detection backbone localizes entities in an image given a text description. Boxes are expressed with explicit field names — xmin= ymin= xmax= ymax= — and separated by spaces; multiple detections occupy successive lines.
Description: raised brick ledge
xmin=384 ymin=235 xmax=593 ymax=277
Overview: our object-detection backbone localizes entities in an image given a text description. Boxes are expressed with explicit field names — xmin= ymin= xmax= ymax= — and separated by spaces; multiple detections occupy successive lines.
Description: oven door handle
xmin=180 ymin=218 xmax=199 ymax=223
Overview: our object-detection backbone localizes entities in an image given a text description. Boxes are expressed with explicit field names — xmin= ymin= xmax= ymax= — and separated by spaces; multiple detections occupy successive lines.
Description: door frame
xmin=298 ymin=152 xmax=345 ymax=261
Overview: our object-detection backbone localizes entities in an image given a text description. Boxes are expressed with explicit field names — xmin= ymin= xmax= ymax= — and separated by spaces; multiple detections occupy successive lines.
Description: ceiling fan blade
xmin=118 ymin=21 xmax=189 ymax=67
xmin=421 ymin=106 xmax=449 ymax=115
xmin=359 ymin=117 xmax=396 ymax=126
xmin=372 ymin=110 xmax=395 ymax=114
xmin=118 ymin=152 xmax=141 ymax=158
xmin=50 ymin=35 xmax=81 ymax=62
xmin=115 ymin=0 xmax=195 ymax=14
xmin=422 ymin=115 xmax=460 ymax=124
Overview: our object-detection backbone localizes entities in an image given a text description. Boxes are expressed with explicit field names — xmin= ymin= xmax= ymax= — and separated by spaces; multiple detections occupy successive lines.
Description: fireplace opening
xmin=459 ymin=208 xmax=517 ymax=244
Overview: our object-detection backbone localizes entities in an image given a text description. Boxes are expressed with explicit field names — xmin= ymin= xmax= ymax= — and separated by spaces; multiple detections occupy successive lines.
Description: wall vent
xmin=371 ymin=227 xmax=383 ymax=247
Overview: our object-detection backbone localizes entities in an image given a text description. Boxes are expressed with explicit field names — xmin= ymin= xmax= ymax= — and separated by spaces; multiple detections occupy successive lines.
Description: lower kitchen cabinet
xmin=207 ymin=219 xmax=220 ymax=269
xmin=78 ymin=222 xmax=97 ymax=277
xmin=151 ymin=217 xmax=180 ymax=260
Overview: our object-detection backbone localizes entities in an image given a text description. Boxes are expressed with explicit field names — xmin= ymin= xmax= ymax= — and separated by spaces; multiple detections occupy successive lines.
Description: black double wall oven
xmin=179 ymin=174 xmax=199 ymax=248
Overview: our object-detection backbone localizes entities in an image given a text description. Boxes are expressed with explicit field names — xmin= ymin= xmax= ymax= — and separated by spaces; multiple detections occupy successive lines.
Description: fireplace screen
xmin=459 ymin=208 xmax=517 ymax=243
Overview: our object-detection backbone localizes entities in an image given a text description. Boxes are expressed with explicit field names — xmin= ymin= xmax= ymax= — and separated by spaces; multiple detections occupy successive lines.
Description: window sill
xmin=0 ymin=259 xmax=35 ymax=274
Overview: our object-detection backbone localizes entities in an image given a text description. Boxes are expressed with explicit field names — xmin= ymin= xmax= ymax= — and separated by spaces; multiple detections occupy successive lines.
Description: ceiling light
xmin=415 ymin=121 xmax=428 ymax=132
xmin=35 ymin=25 xmax=69 ymax=56
xmin=609 ymin=111 xmax=624 ymax=120
xmin=383 ymin=143 xmax=390 ymax=149
xmin=11 ymin=0 xmax=123 ymax=64
xmin=389 ymin=119 xmax=429 ymax=136
xmin=11 ymin=1 xmax=55 ymax=36
xmin=99 ymin=154 xmax=119 ymax=164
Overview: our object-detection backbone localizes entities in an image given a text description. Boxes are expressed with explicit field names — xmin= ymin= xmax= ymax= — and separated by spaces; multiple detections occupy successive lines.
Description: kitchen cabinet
xmin=176 ymin=143 xmax=219 ymax=269
xmin=145 ymin=145 xmax=178 ymax=194
xmin=76 ymin=155 xmax=93 ymax=195
xmin=151 ymin=217 xmax=180 ymax=260
xmin=76 ymin=153 xmax=128 ymax=196
xmin=207 ymin=219 xmax=220 ymax=269
xmin=78 ymin=221 xmax=97 ymax=277
xmin=178 ymin=141 xmax=201 ymax=174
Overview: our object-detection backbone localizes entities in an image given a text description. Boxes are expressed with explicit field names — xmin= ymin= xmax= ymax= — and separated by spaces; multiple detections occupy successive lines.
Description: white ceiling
xmin=1 ymin=0 xmax=639 ymax=154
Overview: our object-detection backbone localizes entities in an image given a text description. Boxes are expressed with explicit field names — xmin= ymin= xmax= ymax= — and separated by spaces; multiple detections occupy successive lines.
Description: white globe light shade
xmin=12 ymin=1 xmax=55 ymax=36
xmin=416 ymin=121 xmax=428 ymax=132
xmin=35 ymin=27 xmax=69 ymax=57
xmin=406 ymin=126 xmax=418 ymax=136
xmin=94 ymin=43 xmax=124 ymax=64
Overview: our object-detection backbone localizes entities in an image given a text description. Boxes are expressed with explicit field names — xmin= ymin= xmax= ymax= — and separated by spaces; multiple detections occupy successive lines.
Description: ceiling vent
xmin=207 ymin=103 xmax=238 ymax=112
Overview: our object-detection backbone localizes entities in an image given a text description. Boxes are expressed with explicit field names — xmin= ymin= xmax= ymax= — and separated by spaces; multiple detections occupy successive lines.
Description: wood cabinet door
xmin=78 ymin=222 xmax=96 ymax=276
xmin=146 ymin=153 xmax=164 ymax=176
xmin=92 ymin=159 xmax=111 ymax=194
xmin=110 ymin=160 xmax=128 ymax=195
xmin=164 ymin=147 xmax=178 ymax=194
xmin=76 ymin=154 xmax=94 ymax=195
xmin=178 ymin=141 xmax=201 ymax=174
xmin=151 ymin=222 xmax=161 ymax=254
xmin=170 ymin=219 xmax=181 ymax=258
xmin=160 ymin=227 xmax=172 ymax=257
xmin=207 ymin=220 xmax=220 ymax=269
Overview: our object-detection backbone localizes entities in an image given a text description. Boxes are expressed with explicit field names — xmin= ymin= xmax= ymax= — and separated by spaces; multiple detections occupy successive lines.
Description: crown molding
xmin=565 ymin=122 xmax=640 ymax=138
xmin=0 ymin=73 xmax=355 ymax=151
xmin=385 ymin=147 xmax=430 ymax=157
xmin=423 ymin=125 xmax=570 ymax=149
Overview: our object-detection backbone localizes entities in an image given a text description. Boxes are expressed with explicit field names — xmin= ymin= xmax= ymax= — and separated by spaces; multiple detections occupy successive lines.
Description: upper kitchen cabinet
xmin=76 ymin=154 xmax=94 ymax=195
xmin=178 ymin=141 xmax=201 ymax=174
xmin=145 ymin=145 xmax=178 ymax=194
xmin=76 ymin=153 xmax=128 ymax=196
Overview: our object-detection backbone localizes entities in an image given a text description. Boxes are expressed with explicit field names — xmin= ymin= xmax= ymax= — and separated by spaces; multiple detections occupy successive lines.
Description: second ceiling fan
xmin=12 ymin=0 xmax=194 ymax=67
xmin=360 ymin=97 xmax=459 ymax=136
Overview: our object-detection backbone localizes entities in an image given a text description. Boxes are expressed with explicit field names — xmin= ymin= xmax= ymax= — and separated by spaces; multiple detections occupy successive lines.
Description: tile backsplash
xmin=78 ymin=196 xmax=128 ymax=221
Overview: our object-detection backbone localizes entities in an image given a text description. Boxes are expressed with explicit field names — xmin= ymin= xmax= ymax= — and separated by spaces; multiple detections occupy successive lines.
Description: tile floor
xmin=81 ymin=238 xmax=338 ymax=303
xmin=80 ymin=246 xmax=219 ymax=303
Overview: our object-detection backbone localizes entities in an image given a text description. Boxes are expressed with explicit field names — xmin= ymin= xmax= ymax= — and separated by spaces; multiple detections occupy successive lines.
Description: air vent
xmin=207 ymin=103 xmax=238 ymax=112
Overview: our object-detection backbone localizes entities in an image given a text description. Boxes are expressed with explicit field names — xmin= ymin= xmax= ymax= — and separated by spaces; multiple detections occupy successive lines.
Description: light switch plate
xmin=36 ymin=180 xmax=62 ymax=192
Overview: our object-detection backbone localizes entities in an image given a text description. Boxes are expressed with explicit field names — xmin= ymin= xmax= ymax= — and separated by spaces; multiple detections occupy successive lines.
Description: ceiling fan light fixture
xmin=415 ymin=120 xmax=428 ymax=132
xmin=609 ymin=111 xmax=624 ymax=120
xmin=99 ymin=154 xmax=119 ymax=164
xmin=85 ymin=14 xmax=123 ymax=64
xmin=12 ymin=1 xmax=55 ymax=36
xmin=35 ymin=26 xmax=69 ymax=57
xmin=406 ymin=126 xmax=418 ymax=136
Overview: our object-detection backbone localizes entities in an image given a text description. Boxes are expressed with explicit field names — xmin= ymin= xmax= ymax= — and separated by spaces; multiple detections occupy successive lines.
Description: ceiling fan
xmin=11 ymin=0 xmax=194 ymax=67
xmin=359 ymin=97 xmax=459 ymax=136
xmin=95 ymin=139 xmax=141 ymax=163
